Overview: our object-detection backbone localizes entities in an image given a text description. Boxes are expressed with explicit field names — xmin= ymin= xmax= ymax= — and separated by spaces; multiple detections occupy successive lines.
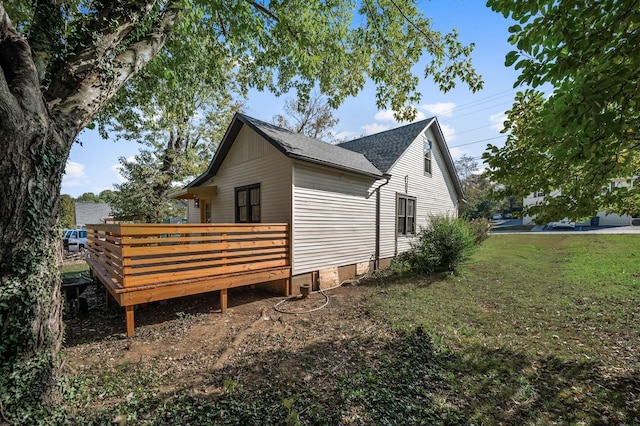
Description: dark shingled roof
xmin=338 ymin=117 xmax=465 ymax=201
xmin=337 ymin=118 xmax=434 ymax=173
xmin=189 ymin=113 xmax=383 ymax=187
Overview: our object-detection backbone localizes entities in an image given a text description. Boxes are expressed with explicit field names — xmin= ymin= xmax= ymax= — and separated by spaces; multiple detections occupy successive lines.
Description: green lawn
xmin=61 ymin=262 xmax=89 ymax=275
xmin=58 ymin=235 xmax=639 ymax=425
xmin=368 ymin=234 xmax=640 ymax=424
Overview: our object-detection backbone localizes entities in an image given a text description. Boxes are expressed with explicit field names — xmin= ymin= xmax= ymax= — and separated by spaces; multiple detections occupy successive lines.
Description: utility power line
xmin=428 ymin=89 xmax=517 ymax=117
xmin=448 ymin=134 xmax=506 ymax=148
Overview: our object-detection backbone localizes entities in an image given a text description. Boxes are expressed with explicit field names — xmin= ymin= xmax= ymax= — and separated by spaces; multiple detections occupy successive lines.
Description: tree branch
xmin=244 ymin=0 xmax=299 ymax=41
xmin=27 ymin=0 xmax=64 ymax=82
xmin=47 ymin=2 xmax=181 ymax=137
xmin=0 ymin=4 xmax=46 ymax=129
xmin=45 ymin=1 xmax=157 ymax=105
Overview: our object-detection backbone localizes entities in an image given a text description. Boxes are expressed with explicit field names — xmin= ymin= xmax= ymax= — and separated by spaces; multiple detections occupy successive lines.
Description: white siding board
xmin=204 ymin=126 xmax=292 ymax=224
xmin=186 ymin=199 xmax=200 ymax=223
xmin=379 ymin=127 xmax=458 ymax=258
xmin=292 ymin=163 xmax=377 ymax=275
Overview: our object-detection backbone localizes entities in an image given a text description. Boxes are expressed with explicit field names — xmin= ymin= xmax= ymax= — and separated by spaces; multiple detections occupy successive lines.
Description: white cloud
xmin=420 ymin=102 xmax=456 ymax=117
xmin=439 ymin=123 xmax=457 ymax=142
xmin=62 ymin=161 xmax=87 ymax=188
xmin=374 ymin=109 xmax=426 ymax=123
xmin=373 ymin=110 xmax=396 ymax=122
xmin=473 ymin=166 xmax=486 ymax=176
xmin=448 ymin=147 xmax=465 ymax=159
xmin=489 ymin=112 xmax=507 ymax=131
xmin=362 ymin=122 xmax=391 ymax=135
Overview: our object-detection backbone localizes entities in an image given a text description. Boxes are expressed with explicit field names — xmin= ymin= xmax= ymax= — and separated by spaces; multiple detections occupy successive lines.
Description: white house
xmin=522 ymin=178 xmax=634 ymax=226
xmin=173 ymin=113 xmax=464 ymax=290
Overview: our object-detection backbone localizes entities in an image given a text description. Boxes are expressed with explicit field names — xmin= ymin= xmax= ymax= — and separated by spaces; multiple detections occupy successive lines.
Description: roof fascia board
xmin=429 ymin=118 xmax=466 ymax=202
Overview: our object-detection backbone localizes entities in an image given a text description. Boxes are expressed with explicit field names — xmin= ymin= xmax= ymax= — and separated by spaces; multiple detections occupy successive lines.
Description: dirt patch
xmin=62 ymin=282 xmax=378 ymax=397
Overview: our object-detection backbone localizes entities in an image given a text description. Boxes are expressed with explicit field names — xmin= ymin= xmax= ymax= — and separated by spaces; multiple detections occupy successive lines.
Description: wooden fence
xmin=86 ymin=223 xmax=291 ymax=336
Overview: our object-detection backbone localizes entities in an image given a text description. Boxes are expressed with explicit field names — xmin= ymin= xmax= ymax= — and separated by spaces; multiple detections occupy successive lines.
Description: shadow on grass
xmin=67 ymin=326 xmax=639 ymax=425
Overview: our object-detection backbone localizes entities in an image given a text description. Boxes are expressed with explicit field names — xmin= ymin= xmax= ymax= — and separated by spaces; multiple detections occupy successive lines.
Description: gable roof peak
xmin=188 ymin=113 xmax=383 ymax=187
xmin=337 ymin=118 xmax=435 ymax=173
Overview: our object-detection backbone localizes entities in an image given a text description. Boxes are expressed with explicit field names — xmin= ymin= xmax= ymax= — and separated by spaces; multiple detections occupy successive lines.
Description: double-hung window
xmin=397 ymin=194 xmax=416 ymax=235
xmin=235 ymin=183 xmax=261 ymax=223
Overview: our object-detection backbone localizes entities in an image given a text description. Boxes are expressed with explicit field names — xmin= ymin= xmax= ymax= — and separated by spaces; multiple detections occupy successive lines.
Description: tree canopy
xmin=273 ymin=92 xmax=339 ymax=141
xmin=483 ymin=0 xmax=640 ymax=223
xmin=109 ymin=151 xmax=188 ymax=222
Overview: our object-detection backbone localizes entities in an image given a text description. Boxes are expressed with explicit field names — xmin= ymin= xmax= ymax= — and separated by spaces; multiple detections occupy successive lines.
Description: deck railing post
xmin=125 ymin=305 xmax=135 ymax=337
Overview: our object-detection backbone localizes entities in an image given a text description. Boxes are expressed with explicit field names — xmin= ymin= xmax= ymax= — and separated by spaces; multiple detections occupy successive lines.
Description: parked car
xmin=549 ymin=218 xmax=575 ymax=229
xmin=491 ymin=213 xmax=503 ymax=220
xmin=504 ymin=213 xmax=512 ymax=219
xmin=63 ymin=229 xmax=87 ymax=251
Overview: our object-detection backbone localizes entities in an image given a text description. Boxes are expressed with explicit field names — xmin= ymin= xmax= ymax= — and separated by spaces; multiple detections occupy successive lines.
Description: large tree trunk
xmin=0 ymin=35 xmax=71 ymax=421
xmin=0 ymin=3 xmax=179 ymax=420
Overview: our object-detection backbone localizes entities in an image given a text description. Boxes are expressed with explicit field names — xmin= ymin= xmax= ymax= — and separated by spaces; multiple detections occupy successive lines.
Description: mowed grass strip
xmin=367 ymin=234 xmax=640 ymax=424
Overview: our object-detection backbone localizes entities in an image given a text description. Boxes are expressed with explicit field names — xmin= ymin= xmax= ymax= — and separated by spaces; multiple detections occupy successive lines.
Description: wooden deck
xmin=85 ymin=223 xmax=291 ymax=336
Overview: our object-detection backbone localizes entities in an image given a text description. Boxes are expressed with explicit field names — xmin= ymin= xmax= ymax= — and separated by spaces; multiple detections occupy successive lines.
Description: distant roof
xmin=337 ymin=118 xmax=434 ymax=173
xmin=75 ymin=202 xmax=112 ymax=226
xmin=190 ymin=113 xmax=383 ymax=187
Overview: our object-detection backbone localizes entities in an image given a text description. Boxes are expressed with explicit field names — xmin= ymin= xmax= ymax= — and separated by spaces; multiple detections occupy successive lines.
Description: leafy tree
xmin=454 ymin=153 xmax=479 ymax=192
xmin=484 ymin=0 xmax=640 ymax=223
xmin=273 ymin=92 xmax=339 ymax=142
xmin=97 ymin=19 xmax=244 ymax=218
xmin=59 ymin=195 xmax=75 ymax=228
xmin=109 ymin=151 xmax=187 ymax=222
xmin=459 ymin=174 xmax=498 ymax=220
xmin=0 ymin=1 xmax=482 ymax=420
xmin=74 ymin=192 xmax=100 ymax=203
xmin=98 ymin=189 xmax=116 ymax=203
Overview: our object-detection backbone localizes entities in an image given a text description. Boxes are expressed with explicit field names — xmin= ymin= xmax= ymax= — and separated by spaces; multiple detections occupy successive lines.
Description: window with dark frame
xmin=424 ymin=138 xmax=432 ymax=175
xmin=397 ymin=194 xmax=416 ymax=235
xmin=235 ymin=183 xmax=261 ymax=223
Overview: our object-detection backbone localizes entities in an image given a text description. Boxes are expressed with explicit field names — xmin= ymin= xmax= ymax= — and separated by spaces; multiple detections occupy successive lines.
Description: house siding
xmin=379 ymin=127 xmax=458 ymax=258
xmin=199 ymin=125 xmax=292 ymax=224
xmin=523 ymin=185 xmax=632 ymax=226
xmin=292 ymin=162 xmax=378 ymax=275
xmin=186 ymin=199 xmax=200 ymax=223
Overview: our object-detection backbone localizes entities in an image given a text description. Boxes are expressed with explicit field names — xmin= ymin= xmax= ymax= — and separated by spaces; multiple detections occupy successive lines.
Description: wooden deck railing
xmin=85 ymin=223 xmax=291 ymax=336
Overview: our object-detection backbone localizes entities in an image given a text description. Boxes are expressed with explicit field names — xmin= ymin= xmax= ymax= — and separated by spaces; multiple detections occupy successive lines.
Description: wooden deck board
xmin=85 ymin=223 xmax=292 ymax=337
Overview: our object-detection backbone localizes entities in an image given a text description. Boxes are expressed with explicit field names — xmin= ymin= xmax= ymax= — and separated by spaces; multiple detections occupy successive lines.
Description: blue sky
xmin=62 ymin=0 xmax=521 ymax=197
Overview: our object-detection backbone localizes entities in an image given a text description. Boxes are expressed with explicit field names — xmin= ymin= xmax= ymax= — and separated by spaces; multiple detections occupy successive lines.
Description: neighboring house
xmin=74 ymin=202 xmax=113 ymax=227
xmin=523 ymin=179 xmax=634 ymax=226
xmin=173 ymin=113 xmax=464 ymax=289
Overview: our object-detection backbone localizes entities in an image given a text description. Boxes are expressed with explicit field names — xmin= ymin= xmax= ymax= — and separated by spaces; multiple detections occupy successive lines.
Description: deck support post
xmin=220 ymin=289 xmax=228 ymax=313
xmin=125 ymin=305 xmax=135 ymax=337
xmin=284 ymin=278 xmax=291 ymax=297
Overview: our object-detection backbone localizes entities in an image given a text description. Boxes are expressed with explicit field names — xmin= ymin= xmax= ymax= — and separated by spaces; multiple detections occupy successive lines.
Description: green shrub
xmin=410 ymin=215 xmax=476 ymax=274
xmin=466 ymin=218 xmax=491 ymax=245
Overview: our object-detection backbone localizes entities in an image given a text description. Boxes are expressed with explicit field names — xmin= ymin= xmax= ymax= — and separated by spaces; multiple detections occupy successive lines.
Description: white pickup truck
xmin=63 ymin=229 xmax=87 ymax=251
